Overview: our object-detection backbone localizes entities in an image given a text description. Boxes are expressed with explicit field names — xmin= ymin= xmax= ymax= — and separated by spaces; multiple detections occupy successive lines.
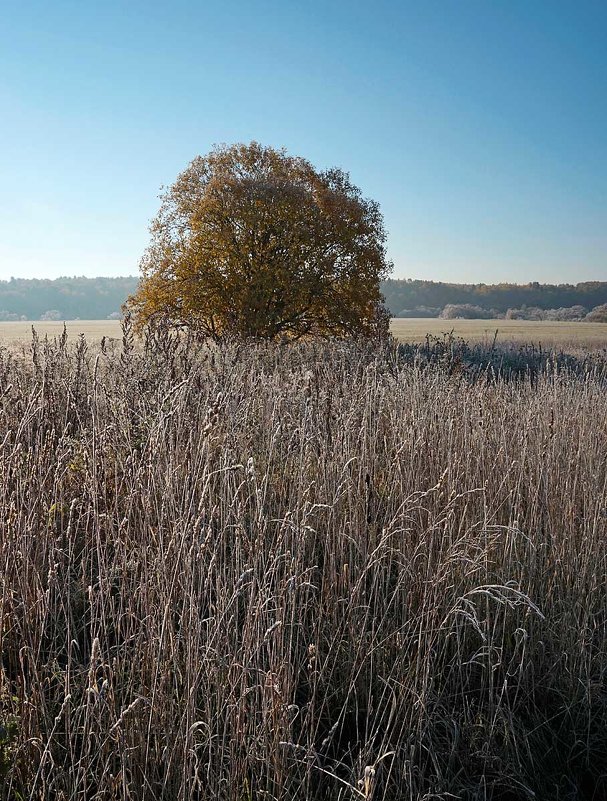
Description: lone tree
xmin=129 ymin=142 xmax=392 ymax=339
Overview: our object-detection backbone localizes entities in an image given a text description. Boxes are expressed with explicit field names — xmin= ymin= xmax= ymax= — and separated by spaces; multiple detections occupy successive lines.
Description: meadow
xmin=1 ymin=317 xmax=606 ymax=349
xmin=392 ymin=318 xmax=607 ymax=347
xmin=0 ymin=320 xmax=123 ymax=347
xmin=0 ymin=324 xmax=606 ymax=799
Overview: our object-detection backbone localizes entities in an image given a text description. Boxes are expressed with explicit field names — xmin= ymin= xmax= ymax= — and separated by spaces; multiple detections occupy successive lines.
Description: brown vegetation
xmin=1 ymin=324 xmax=607 ymax=799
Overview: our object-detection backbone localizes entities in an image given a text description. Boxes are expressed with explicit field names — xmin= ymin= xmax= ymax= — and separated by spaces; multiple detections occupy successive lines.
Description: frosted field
xmin=392 ymin=317 xmax=607 ymax=347
xmin=0 ymin=320 xmax=123 ymax=346
xmin=0 ymin=318 xmax=605 ymax=348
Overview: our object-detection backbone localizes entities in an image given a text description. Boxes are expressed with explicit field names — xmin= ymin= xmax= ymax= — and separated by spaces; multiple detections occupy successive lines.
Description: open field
xmin=0 ymin=317 xmax=606 ymax=349
xmin=0 ymin=332 xmax=606 ymax=799
xmin=0 ymin=319 xmax=123 ymax=346
xmin=391 ymin=317 xmax=607 ymax=347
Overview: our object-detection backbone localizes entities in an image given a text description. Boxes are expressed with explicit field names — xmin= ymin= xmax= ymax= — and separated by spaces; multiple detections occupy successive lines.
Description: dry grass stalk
xmin=0 ymin=325 xmax=606 ymax=799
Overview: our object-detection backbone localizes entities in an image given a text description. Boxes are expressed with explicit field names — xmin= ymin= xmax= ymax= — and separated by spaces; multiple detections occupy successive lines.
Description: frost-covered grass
xmin=1 ymin=326 xmax=606 ymax=799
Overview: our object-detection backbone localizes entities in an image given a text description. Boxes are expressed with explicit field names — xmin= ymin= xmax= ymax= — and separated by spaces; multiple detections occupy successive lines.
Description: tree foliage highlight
xmin=129 ymin=142 xmax=392 ymax=339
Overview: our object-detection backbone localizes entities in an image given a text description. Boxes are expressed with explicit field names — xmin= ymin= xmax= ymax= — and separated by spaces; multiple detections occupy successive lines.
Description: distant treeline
xmin=382 ymin=279 xmax=607 ymax=318
xmin=0 ymin=276 xmax=606 ymax=321
xmin=0 ymin=276 xmax=139 ymax=321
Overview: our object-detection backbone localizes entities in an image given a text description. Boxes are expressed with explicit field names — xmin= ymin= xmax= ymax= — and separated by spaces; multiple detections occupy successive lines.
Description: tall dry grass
xmin=0 ymin=324 xmax=606 ymax=800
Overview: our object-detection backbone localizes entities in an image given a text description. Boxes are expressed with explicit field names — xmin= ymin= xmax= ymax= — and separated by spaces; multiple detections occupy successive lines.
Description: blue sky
xmin=1 ymin=0 xmax=605 ymax=284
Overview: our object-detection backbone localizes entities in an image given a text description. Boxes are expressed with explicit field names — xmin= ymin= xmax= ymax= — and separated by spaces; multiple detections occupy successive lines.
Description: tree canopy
xmin=129 ymin=142 xmax=392 ymax=339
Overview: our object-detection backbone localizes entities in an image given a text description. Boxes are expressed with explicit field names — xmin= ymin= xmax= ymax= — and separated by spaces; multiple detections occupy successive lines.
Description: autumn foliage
xmin=129 ymin=142 xmax=392 ymax=339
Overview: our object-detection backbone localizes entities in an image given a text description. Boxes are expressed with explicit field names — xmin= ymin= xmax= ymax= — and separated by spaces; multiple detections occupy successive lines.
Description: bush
xmin=439 ymin=303 xmax=495 ymax=319
xmin=39 ymin=309 xmax=62 ymax=321
xmin=586 ymin=303 xmax=607 ymax=322
xmin=396 ymin=306 xmax=441 ymax=318
xmin=544 ymin=305 xmax=588 ymax=321
xmin=506 ymin=305 xmax=588 ymax=321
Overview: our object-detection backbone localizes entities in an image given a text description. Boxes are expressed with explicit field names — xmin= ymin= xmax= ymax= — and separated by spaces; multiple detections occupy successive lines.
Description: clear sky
xmin=1 ymin=0 xmax=606 ymax=284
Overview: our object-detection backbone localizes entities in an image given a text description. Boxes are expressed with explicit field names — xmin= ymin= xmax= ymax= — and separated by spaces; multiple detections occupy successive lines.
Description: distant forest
xmin=0 ymin=276 xmax=606 ymax=322
xmin=0 ymin=276 xmax=139 ymax=321
xmin=383 ymin=279 xmax=607 ymax=322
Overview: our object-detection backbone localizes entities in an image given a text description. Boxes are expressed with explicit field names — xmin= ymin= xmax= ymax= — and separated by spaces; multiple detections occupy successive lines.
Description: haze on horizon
xmin=1 ymin=0 xmax=605 ymax=285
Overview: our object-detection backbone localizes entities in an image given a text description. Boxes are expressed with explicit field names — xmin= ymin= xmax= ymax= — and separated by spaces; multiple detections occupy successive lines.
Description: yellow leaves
xmin=128 ymin=142 xmax=392 ymax=340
